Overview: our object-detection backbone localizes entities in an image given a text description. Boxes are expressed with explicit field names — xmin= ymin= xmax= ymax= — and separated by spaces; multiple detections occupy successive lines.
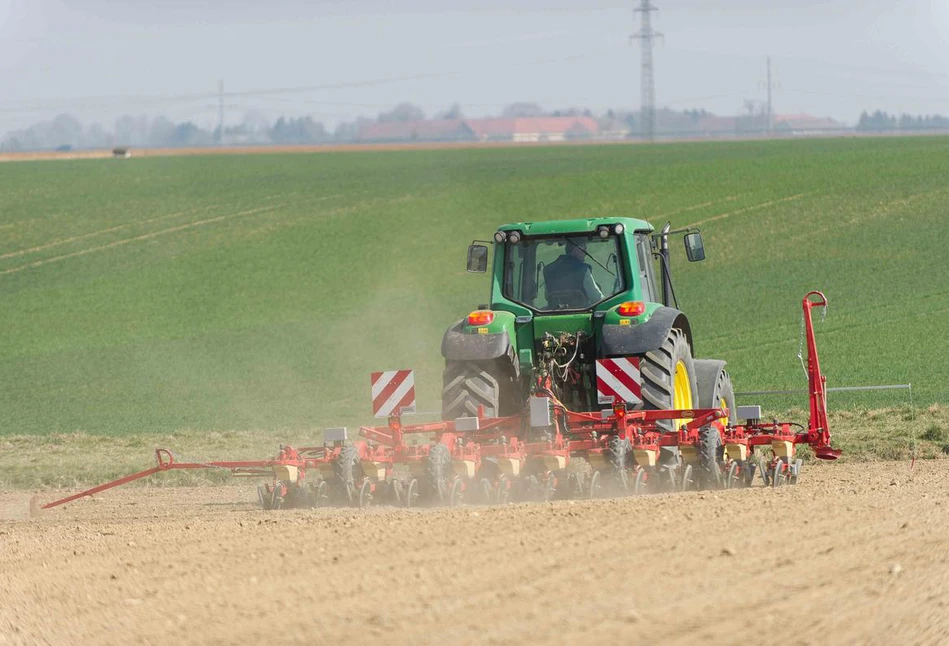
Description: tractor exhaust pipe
xmin=659 ymin=222 xmax=673 ymax=307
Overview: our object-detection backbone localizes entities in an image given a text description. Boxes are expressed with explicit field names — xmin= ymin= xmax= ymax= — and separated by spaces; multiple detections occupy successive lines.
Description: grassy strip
xmin=3 ymin=406 xmax=946 ymax=491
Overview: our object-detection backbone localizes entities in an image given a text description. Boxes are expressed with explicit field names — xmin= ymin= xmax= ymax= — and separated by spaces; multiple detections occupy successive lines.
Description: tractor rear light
xmin=617 ymin=301 xmax=646 ymax=317
xmin=613 ymin=402 xmax=627 ymax=419
xmin=467 ymin=310 xmax=495 ymax=326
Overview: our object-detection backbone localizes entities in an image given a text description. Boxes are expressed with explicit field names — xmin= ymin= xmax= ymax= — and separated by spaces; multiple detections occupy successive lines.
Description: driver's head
xmin=567 ymin=238 xmax=587 ymax=260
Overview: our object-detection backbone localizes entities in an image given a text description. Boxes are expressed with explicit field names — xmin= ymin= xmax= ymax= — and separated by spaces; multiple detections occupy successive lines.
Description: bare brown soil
xmin=2 ymin=460 xmax=947 ymax=645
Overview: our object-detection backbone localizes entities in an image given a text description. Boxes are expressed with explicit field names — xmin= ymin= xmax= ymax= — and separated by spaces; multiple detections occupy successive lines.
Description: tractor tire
xmin=334 ymin=445 xmax=363 ymax=503
xmin=694 ymin=362 xmax=734 ymax=490
xmin=640 ymin=327 xmax=698 ymax=433
xmin=695 ymin=361 xmax=737 ymax=425
xmin=696 ymin=425 xmax=724 ymax=490
xmin=441 ymin=360 xmax=518 ymax=420
xmin=425 ymin=442 xmax=452 ymax=503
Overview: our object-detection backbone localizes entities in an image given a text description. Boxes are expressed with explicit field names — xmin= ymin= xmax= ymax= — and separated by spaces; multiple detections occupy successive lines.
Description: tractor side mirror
xmin=684 ymin=232 xmax=706 ymax=262
xmin=467 ymin=244 xmax=489 ymax=273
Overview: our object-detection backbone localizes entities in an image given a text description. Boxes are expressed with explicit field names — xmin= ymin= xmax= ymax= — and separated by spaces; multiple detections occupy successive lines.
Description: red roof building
xmin=356 ymin=116 xmax=600 ymax=144
xmin=466 ymin=117 xmax=599 ymax=142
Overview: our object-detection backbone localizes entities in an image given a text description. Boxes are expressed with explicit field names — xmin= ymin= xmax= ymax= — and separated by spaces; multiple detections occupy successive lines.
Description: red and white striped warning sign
xmin=370 ymin=370 xmax=416 ymax=418
xmin=596 ymin=358 xmax=642 ymax=406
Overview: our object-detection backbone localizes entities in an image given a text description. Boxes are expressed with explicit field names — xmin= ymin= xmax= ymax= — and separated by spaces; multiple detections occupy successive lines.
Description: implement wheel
xmin=306 ymin=480 xmax=328 ymax=508
xmin=405 ymin=478 xmax=419 ymax=508
xmin=334 ymin=445 xmax=363 ymax=506
xmin=632 ymin=468 xmax=647 ymax=495
xmin=696 ymin=426 xmax=724 ymax=490
xmin=441 ymin=359 xmax=519 ymax=420
xmin=425 ymin=443 xmax=452 ymax=504
xmin=496 ymin=475 xmax=510 ymax=505
xmin=680 ymin=464 xmax=693 ymax=492
xmin=588 ymin=470 xmax=602 ymax=499
xmin=449 ymin=477 xmax=464 ymax=507
xmin=358 ymin=479 xmax=373 ymax=508
xmin=479 ymin=478 xmax=492 ymax=504
xmin=640 ymin=328 xmax=698 ymax=434
xmin=724 ymin=462 xmax=740 ymax=489
xmin=390 ymin=479 xmax=403 ymax=505
xmin=257 ymin=484 xmax=272 ymax=510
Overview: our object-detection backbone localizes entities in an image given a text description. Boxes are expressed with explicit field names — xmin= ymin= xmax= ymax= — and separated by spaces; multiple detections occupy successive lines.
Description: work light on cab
xmin=467 ymin=310 xmax=495 ymax=326
xmin=596 ymin=225 xmax=610 ymax=239
xmin=494 ymin=231 xmax=506 ymax=243
xmin=508 ymin=231 xmax=522 ymax=244
xmin=617 ymin=301 xmax=646 ymax=317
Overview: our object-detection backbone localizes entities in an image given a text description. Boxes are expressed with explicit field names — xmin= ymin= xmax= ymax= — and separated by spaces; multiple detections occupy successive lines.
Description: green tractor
xmin=441 ymin=218 xmax=736 ymax=462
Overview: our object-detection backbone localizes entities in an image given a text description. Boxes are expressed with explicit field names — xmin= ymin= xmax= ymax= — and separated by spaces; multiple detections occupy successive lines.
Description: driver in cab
xmin=544 ymin=238 xmax=603 ymax=308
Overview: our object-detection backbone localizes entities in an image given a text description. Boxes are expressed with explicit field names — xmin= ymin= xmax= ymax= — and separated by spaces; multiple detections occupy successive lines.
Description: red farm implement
xmin=40 ymin=292 xmax=838 ymax=512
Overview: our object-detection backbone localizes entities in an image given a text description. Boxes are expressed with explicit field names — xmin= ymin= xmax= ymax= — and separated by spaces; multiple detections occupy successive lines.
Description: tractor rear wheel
xmin=695 ymin=362 xmax=737 ymax=426
xmin=640 ymin=327 xmax=698 ymax=433
xmin=441 ymin=360 xmax=518 ymax=420
xmin=695 ymin=362 xmax=734 ymax=489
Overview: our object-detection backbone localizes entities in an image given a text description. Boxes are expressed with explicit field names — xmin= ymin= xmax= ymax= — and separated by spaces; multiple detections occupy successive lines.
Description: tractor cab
xmin=453 ymin=217 xmax=709 ymax=420
xmin=501 ymin=232 xmax=625 ymax=312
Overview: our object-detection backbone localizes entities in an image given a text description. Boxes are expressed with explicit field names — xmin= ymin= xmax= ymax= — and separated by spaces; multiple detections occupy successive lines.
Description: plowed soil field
xmin=2 ymin=461 xmax=948 ymax=645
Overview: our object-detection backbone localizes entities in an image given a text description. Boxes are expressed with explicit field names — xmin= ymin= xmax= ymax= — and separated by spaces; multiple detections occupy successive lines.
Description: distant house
xmin=596 ymin=117 xmax=632 ymax=140
xmin=774 ymin=114 xmax=846 ymax=135
xmin=466 ymin=117 xmax=599 ymax=143
xmin=357 ymin=119 xmax=475 ymax=143
xmin=356 ymin=116 xmax=601 ymax=144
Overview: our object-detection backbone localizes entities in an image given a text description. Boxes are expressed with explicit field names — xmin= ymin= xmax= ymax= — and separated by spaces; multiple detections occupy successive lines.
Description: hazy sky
xmin=1 ymin=0 xmax=947 ymax=133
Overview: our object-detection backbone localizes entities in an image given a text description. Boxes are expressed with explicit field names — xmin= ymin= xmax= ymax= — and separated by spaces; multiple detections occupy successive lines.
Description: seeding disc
xmin=588 ymin=470 xmax=601 ymax=499
xmin=358 ymin=480 xmax=372 ymax=509
xmin=405 ymin=479 xmax=419 ymax=508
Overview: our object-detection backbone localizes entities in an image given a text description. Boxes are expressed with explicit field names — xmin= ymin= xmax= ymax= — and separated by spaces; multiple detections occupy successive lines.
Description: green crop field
xmin=2 ymin=137 xmax=949 ymax=485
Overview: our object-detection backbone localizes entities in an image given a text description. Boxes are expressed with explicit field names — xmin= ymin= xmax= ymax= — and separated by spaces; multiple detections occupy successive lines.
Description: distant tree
xmin=269 ymin=116 xmax=329 ymax=144
xmin=377 ymin=103 xmax=425 ymax=123
xmin=331 ymin=117 xmax=370 ymax=142
xmin=736 ymin=100 xmax=768 ymax=133
xmin=48 ymin=114 xmax=83 ymax=148
xmin=501 ymin=102 xmax=544 ymax=118
xmin=434 ymin=103 xmax=464 ymax=120
xmin=85 ymin=122 xmax=112 ymax=148
xmin=857 ymin=110 xmax=897 ymax=132
xmin=114 ymin=114 xmax=150 ymax=146
xmin=241 ymin=111 xmax=271 ymax=136
xmin=168 ymin=122 xmax=213 ymax=147
xmin=147 ymin=116 xmax=177 ymax=146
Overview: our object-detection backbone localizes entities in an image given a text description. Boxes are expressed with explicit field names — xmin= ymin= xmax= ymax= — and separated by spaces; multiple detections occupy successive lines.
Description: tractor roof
xmin=497 ymin=217 xmax=653 ymax=236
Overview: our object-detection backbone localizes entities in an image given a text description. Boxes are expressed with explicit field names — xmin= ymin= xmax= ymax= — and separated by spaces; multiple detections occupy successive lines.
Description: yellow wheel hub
xmin=673 ymin=360 xmax=693 ymax=430
xmin=719 ymin=395 xmax=730 ymax=459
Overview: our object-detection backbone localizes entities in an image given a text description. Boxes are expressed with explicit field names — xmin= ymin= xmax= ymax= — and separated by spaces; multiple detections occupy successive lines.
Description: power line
xmin=631 ymin=0 xmax=661 ymax=141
